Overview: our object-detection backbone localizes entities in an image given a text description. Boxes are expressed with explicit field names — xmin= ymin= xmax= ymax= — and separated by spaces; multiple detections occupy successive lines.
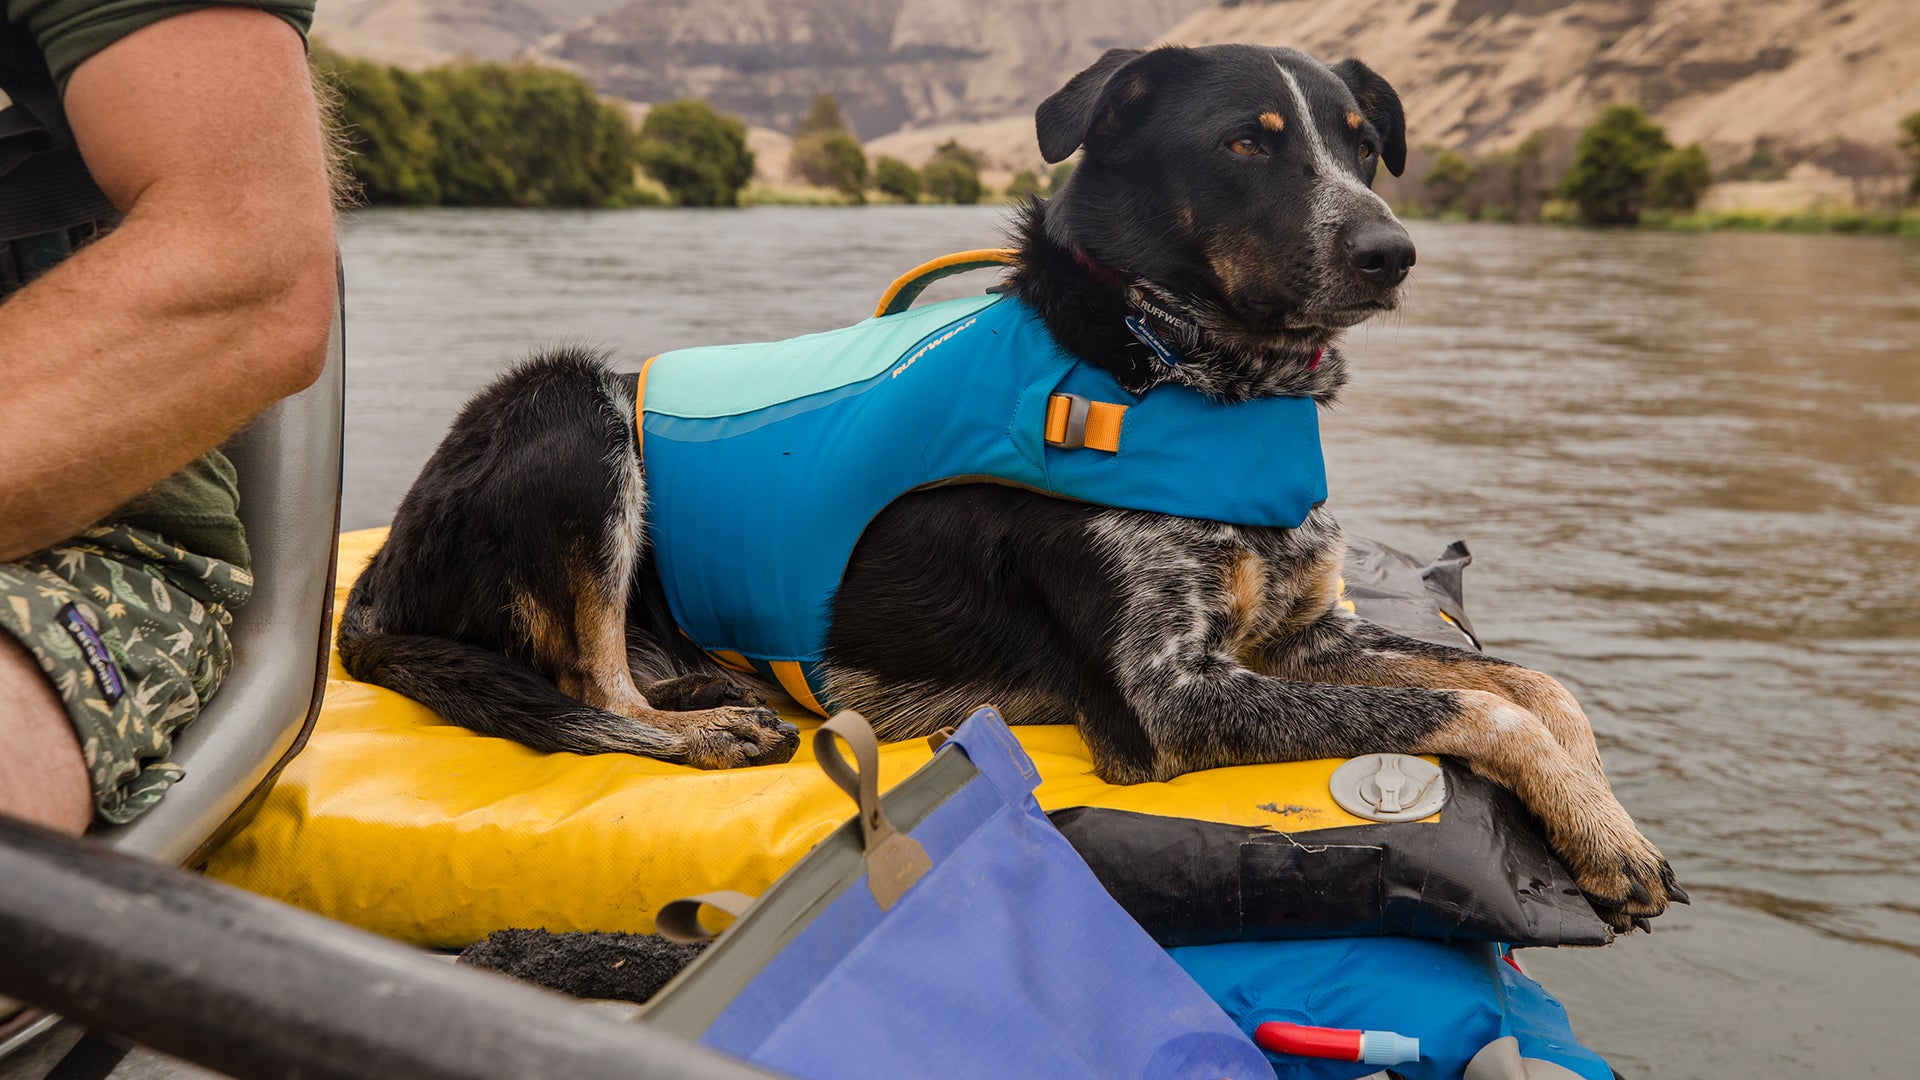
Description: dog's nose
xmin=1345 ymin=220 xmax=1416 ymax=286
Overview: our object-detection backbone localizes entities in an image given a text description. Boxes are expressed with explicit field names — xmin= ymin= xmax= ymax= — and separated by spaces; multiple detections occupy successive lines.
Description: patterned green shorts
xmin=0 ymin=524 xmax=253 ymax=824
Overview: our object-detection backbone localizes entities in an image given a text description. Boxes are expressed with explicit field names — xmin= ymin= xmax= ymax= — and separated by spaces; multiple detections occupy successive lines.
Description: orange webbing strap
xmin=1043 ymin=394 xmax=1127 ymax=453
xmin=874 ymin=248 xmax=1019 ymax=318
xmin=769 ymin=660 xmax=827 ymax=716
xmin=633 ymin=354 xmax=658 ymax=436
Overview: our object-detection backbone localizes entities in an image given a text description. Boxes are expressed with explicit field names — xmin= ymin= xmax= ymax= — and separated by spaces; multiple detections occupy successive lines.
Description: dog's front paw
xmin=1564 ymin=818 xmax=1686 ymax=935
xmin=682 ymin=705 xmax=800 ymax=769
xmin=642 ymin=673 xmax=766 ymax=712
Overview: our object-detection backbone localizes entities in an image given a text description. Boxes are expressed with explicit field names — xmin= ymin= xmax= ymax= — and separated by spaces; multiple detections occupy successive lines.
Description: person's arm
xmin=0 ymin=6 xmax=336 ymax=561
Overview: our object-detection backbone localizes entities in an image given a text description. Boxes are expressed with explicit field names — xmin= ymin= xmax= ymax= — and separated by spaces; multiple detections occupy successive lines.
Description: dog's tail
xmin=336 ymin=575 xmax=683 ymax=759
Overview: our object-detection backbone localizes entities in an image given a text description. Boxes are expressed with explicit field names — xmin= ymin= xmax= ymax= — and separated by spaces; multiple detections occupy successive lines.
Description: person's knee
xmin=0 ymin=633 xmax=94 ymax=835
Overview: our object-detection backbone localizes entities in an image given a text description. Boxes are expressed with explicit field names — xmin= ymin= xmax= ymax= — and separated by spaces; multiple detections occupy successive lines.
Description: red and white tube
xmin=1253 ymin=1021 xmax=1421 ymax=1066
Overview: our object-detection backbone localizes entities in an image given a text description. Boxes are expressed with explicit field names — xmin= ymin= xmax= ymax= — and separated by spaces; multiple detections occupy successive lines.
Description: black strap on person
xmin=0 ymin=24 xmax=119 ymax=298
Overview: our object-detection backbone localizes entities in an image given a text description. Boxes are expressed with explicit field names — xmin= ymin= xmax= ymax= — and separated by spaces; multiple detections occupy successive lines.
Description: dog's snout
xmin=1344 ymin=220 xmax=1416 ymax=286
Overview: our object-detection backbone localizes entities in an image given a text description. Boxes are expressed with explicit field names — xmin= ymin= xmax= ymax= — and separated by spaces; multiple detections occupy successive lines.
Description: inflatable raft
xmin=201 ymin=527 xmax=1617 ymax=1078
xmin=185 ymin=255 xmax=1621 ymax=1078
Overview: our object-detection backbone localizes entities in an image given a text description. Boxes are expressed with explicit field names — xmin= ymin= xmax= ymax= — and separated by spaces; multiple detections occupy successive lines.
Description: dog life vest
xmin=635 ymin=251 xmax=1328 ymax=714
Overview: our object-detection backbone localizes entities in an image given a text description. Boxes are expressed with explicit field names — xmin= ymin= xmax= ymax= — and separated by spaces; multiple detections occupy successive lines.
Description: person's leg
xmin=0 ymin=632 xmax=93 ymax=834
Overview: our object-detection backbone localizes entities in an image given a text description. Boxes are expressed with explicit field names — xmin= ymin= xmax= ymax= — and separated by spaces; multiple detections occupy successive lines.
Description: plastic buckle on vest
xmin=1046 ymin=393 xmax=1092 ymax=450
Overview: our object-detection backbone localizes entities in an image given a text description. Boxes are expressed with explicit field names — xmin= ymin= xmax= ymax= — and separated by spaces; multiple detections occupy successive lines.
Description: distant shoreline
xmin=344 ymin=198 xmax=1920 ymax=239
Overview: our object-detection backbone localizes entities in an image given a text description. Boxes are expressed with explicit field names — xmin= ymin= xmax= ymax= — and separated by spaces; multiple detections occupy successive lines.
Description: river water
xmin=338 ymin=206 xmax=1920 ymax=1078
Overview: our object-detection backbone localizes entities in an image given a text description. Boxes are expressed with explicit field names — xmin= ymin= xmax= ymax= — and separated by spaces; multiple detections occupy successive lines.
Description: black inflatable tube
xmin=0 ymin=815 xmax=773 ymax=1080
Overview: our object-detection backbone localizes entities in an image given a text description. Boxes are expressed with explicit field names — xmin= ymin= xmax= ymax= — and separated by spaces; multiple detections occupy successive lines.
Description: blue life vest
xmin=637 ymin=257 xmax=1328 ymax=713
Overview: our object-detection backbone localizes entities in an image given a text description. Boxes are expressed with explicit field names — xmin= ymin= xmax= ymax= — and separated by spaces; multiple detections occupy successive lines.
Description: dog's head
xmin=1035 ymin=44 xmax=1412 ymax=368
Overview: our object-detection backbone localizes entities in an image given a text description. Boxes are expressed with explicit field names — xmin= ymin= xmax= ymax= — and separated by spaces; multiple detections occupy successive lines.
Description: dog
xmin=338 ymin=44 xmax=1680 ymax=932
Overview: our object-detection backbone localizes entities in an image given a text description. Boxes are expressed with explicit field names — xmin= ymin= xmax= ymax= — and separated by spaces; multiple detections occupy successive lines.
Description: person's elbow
xmin=268 ymin=238 xmax=337 ymax=398
xmin=245 ymin=219 xmax=337 ymax=402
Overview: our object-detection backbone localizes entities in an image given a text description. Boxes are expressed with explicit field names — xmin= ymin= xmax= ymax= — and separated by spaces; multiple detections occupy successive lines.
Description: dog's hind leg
xmin=496 ymin=359 xmax=799 ymax=768
xmin=341 ymin=349 xmax=798 ymax=769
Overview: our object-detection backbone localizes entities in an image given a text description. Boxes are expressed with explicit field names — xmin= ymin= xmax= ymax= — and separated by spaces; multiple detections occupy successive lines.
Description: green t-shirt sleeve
xmin=112 ymin=449 xmax=251 ymax=571
xmin=4 ymin=0 xmax=315 ymax=91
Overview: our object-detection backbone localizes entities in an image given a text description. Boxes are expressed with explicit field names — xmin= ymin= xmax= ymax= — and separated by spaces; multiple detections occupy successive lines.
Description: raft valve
xmin=1254 ymin=1021 xmax=1421 ymax=1066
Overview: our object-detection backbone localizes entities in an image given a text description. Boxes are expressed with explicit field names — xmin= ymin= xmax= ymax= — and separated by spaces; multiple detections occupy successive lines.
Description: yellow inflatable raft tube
xmin=206 ymin=528 xmax=1607 ymax=951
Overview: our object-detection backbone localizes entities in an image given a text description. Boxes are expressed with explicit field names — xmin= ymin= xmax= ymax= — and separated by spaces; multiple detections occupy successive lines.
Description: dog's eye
xmin=1358 ymin=142 xmax=1376 ymax=161
xmin=1227 ymin=137 xmax=1263 ymax=157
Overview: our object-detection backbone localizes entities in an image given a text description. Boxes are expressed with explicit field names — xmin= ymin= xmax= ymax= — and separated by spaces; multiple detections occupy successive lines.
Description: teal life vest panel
xmin=638 ymin=274 xmax=1328 ymax=714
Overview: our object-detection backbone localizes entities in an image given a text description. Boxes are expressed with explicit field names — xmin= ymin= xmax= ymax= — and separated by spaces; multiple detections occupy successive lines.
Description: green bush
xmin=1004 ymin=169 xmax=1042 ymax=201
xmin=922 ymin=141 xmax=984 ymax=204
xmin=1648 ymin=143 xmax=1713 ymax=211
xmin=874 ymin=155 xmax=922 ymax=202
xmin=1422 ymin=149 xmax=1478 ymax=216
xmin=317 ymin=47 xmax=643 ymax=208
xmin=797 ymin=94 xmax=850 ymax=140
xmin=791 ymin=132 xmax=868 ymax=200
xmin=922 ymin=160 xmax=982 ymax=204
xmin=1901 ymin=112 xmax=1920 ymax=203
xmin=1047 ymin=161 xmax=1075 ymax=194
xmin=637 ymin=99 xmax=757 ymax=207
xmin=1559 ymin=104 xmax=1673 ymax=225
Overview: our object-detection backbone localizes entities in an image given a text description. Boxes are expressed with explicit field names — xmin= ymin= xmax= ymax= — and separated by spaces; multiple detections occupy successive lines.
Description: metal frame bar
xmin=0 ymin=815 xmax=776 ymax=1080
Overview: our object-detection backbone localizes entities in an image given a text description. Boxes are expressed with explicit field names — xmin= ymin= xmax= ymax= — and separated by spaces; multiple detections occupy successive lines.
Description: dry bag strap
xmin=873 ymin=248 xmax=1017 ymax=317
xmin=656 ymin=889 xmax=756 ymax=944
xmin=815 ymin=710 xmax=931 ymax=910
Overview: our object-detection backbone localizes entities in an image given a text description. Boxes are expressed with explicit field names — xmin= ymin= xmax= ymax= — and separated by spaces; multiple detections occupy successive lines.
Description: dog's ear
xmin=1035 ymin=47 xmax=1193 ymax=164
xmin=1330 ymin=58 xmax=1407 ymax=178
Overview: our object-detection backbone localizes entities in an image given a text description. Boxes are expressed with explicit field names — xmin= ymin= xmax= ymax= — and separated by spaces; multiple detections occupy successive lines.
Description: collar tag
xmin=1124 ymin=315 xmax=1182 ymax=368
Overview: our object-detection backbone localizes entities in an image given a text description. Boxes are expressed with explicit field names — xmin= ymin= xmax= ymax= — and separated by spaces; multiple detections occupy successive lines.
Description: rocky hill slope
xmin=1158 ymin=0 xmax=1920 ymax=164
xmin=317 ymin=0 xmax=1209 ymax=139
xmin=316 ymin=0 xmax=1920 ymax=167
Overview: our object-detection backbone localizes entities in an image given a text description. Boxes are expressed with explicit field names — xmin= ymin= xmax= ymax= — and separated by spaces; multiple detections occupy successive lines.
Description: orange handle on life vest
xmin=874 ymin=249 xmax=1018 ymax=317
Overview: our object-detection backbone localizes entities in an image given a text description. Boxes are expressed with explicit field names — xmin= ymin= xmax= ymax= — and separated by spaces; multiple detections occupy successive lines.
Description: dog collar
xmin=1072 ymin=248 xmax=1322 ymax=372
xmin=1071 ymin=247 xmax=1202 ymax=368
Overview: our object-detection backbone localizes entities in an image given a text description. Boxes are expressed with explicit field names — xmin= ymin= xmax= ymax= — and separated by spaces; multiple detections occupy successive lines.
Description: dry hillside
xmin=318 ymin=0 xmax=1920 ymax=177
xmin=314 ymin=0 xmax=632 ymax=67
xmin=529 ymin=0 xmax=1211 ymax=139
xmin=1160 ymin=0 xmax=1920 ymax=165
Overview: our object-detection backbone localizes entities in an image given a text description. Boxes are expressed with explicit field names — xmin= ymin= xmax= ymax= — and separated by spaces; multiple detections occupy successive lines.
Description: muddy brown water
xmin=340 ymin=206 xmax=1920 ymax=1078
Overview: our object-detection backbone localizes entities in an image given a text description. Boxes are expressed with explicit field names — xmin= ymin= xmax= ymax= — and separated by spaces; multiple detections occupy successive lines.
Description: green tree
xmin=930 ymin=140 xmax=981 ymax=172
xmin=1648 ymin=143 xmax=1713 ymax=211
xmin=874 ymin=155 xmax=922 ymax=202
xmin=921 ymin=141 xmax=983 ymax=204
xmin=1901 ymin=112 xmax=1920 ymax=202
xmin=1047 ymin=161 xmax=1075 ymax=194
xmin=433 ymin=64 xmax=640 ymax=207
xmin=789 ymin=93 xmax=868 ymax=198
xmin=317 ymin=49 xmax=644 ymax=207
xmin=1004 ymin=169 xmax=1042 ymax=201
xmin=797 ymin=93 xmax=850 ymax=139
xmin=1488 ymin=130 xmax=1551 ymax=222
xmin=1559 ymin=104 xmax=1673 ymax=225
xmin=1422 ymin=149 xmax=1478 ymax=216
xmin=791 ymin=132 xmax=868 ymax=199
xmin=314 ymin=48 xmax=441 ymax=203
xmin=638 ymin=99 xmax=757 ymax=207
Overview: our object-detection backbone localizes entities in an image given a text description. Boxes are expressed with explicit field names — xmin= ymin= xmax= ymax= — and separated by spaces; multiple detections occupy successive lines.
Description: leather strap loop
xmin=656 ymin=889 xmax=757 ymax=943
xmin=815 ymin=711 xmax=932 ymax=910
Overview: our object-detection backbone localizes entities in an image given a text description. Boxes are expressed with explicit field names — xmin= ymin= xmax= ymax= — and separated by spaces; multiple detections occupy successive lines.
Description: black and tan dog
xmin=340 ymin=44 xmax=1680 ymax=931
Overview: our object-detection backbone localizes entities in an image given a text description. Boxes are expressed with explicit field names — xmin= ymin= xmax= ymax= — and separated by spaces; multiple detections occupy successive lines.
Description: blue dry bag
xmin=643 ymin=706 xmax=1271 ymax=1079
